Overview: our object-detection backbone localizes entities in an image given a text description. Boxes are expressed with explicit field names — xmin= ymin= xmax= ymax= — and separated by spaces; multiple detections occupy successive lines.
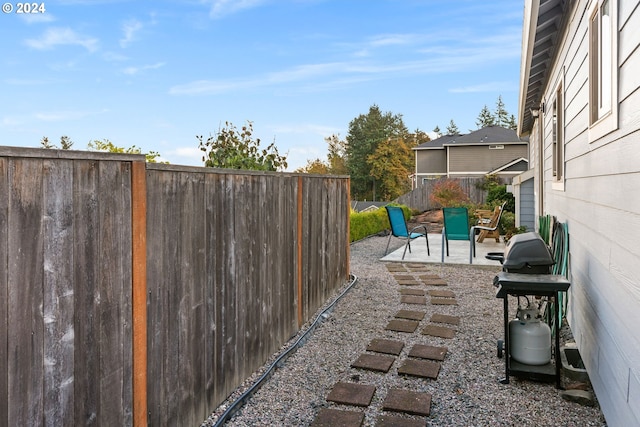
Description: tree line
xmin=39 ymin=95 xmax=516 ymax=201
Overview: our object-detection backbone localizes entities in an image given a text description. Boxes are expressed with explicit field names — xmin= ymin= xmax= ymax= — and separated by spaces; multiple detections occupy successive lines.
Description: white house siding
xmin=531 ymin=1 xmax=640 ymax=425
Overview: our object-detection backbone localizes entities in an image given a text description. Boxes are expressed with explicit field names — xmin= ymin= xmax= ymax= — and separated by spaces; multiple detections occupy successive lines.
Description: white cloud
xmin=449 ymin=82 xmax=514 ymax=93
xmin=20 ymin=13 xmax=56 ymax=24
xmin=120 ymin=19 xmax=143 ymax=48
xmin=206 ymin=0 xmax=268 ymax=18
xmin=122 ymin=62 xmax=166 ymax=75
xmin=24 ymin=27 xmax=98 ymax=52
xmin=34 ymin=109 xmax=108 ymax=122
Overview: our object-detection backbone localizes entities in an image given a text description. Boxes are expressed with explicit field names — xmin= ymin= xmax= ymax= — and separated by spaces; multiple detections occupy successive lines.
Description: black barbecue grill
xmin=490 ymin=232 xmax=570 ymax=388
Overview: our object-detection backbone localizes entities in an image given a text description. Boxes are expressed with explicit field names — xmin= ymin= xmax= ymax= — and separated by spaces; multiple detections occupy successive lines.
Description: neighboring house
xmin=412 ymin=126 xmax=529 ymax=188
xmin=350 ymin=201 xmax=388 ymax=212
xmin=517 ymin=0 xmax=640 ymax=425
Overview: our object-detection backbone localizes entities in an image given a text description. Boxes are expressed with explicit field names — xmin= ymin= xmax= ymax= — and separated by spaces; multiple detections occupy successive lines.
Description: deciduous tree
xmin=368 ymin=137 xmax=413 ymax=200
xmin=345 ymin=105 xmax=408 ymax=200
xmin=198 ymin=121 xmax=287 ymax=171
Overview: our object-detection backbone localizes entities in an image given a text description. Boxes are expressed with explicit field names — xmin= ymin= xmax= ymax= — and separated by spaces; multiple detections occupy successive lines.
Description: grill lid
xmin=502 ymin=232 xmax=555 ymax=269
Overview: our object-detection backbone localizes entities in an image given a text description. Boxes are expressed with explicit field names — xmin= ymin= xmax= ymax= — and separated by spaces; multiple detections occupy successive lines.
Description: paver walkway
xmin=311 ymin=263 xmax=462 ymax=426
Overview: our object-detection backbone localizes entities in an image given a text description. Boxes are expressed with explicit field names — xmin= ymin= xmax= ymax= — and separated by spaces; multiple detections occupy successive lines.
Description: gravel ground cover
xmin=202 ymin=235 xmax=607 ymax=426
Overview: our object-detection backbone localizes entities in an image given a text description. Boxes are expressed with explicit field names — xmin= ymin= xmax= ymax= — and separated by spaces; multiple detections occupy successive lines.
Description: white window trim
xmin=588 ymin=0 xmax=618 ymax=142
xmin=552 ymin=80 xmax=565 ymax=191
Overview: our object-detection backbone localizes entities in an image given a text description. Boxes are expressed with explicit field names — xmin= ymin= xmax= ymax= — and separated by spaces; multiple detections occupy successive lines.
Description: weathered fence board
xmin=396 ymin=177 xmax=503 ymax=211
xmin=1 ymin=147 xmax=349 ymax=427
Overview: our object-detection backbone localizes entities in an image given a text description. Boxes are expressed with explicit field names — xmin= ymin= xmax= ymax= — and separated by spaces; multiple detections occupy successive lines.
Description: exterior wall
xmin=447 ymin=144 xmax=528 ymax=174
xmin=519 ymin=177 xmax=535 ymax=230
xmin=535 ymin=1 xmax=640 ymax=425
xmin=415 ymin=149 xmax=446 ymax=176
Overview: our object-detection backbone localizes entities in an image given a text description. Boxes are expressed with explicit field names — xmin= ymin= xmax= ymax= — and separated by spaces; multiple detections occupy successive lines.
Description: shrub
xmin=349 ymin=204 xmax=411 ymax=242
xmin=429 ymin=179 xmax=469 ymax=207
xmin=486 ymin=183 xmax=515 ymax=212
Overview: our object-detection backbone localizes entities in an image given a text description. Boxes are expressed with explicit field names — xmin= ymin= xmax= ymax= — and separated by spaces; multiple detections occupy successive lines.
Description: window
xmin=489 ymin=145 xmax=504 ymax=150
xmin=589 ymin=0 xmax=618 ymax=140
xmin=552 ymin=85 xmax=564 ymax=186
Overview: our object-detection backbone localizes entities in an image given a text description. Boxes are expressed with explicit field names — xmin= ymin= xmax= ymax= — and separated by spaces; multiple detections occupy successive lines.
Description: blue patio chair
xmin=384 ymin=206 xmax=430 ymax=259
xmin=441 ymin=207 xmax=475 ymax=264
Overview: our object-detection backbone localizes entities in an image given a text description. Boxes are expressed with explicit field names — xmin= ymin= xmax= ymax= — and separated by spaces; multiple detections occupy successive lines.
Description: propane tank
xmin=509 ymin=307 xmax=551 ymax=365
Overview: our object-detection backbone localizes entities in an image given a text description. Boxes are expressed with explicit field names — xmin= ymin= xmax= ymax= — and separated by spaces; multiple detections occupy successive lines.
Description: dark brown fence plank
xmin=73 ymin=159 xmax=100 ymax=425
xmin=97 ymin=161 xmax=132 ymax=426
xmin=8 ymin=158 xmax=45 ymax=426
xmin=43 ymin=159 xmax=75 ymax=426
xmin=0 ymin=158 xmax=8 ymax=427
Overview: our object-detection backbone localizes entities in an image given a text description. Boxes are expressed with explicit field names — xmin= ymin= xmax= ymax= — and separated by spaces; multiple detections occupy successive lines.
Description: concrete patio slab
xmin=408 ymin=344 xmax=448 ymax=361
xmin=397 ymin=359 xmax=441 ymax=379
xmin=394 ymin=310 xmax=426 ymax=321
xmin=422 ymin=278 xmax=448 ymax=286
xmin=382 ymin=388 xmax=432 ymax=416
xmin=312 ymin=408 xmax=364 ymax=427
xmin=430 ymin=297 xmax=458 ymax=305
xmin=400 ymin=295 xmax=427 ymax=305
xmin=326 ymin=382 xmax=376 ymax=407
xmin=399 ymin=288 xmax=425 ymax=296
xmin=430 ymin=314 xmax=460 ymax=325
xmin=351 ymin=353 xmax=396 ymax=373
xmin=428 ymin=289 xmax=456 ymax=298
xmin=381 ymin=233 xmax=505 ymax=266
xmin=375 ymin=414 xmax=427 ymax=427
xmin=367 ymin=338 xmax=405 ymax=355
xmin=422 ymin=325 xmax=456 ymax=339
xmin=385 ymin=319 xmax=419 ymax=333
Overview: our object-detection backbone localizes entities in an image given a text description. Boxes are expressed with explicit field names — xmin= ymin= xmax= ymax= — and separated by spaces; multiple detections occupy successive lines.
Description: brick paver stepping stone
xmin=422 ymin=324 xmax=456 ymax=339
xmin=430 ymin=297 xmax=458 ymax=305
xmin=400 ymin=295 xmax=427 ymax=305
xmin=396 ymin=279 xmax=422 ymax=286
xmin=394 ymin=310 xmax=425 ymax=321
xmin=422 ymin=278 xmax=448 ymax=286
xmin=397 ymin=359 xmax=441 ymax=379
xmin=375 ymin=415 xmax=427 ymax=427
xmin=351 ymin=353 xmax=396 ymax=373
xmin=430 ymin=313 xmax=460 ymax=325
xmin=399 ymin=288 xmax=425 ymax=296
xmin=386 ymin=265 xmax=407 ymax=272
xmin=393 ymin=275 xmax=415 ymax=281
xmin=428 ymin=289 xmax=455 ymax=298
xmin=408 ymin=344 xmax=448 ymax=361
xmin=326 ymin=382 xmax=376 ymax=407
xmin=367 ymin=338 xmax=405 ymax=355
xmin=382 ymin=388 xmax=432 ymax=416
xmin=312 ymin=408 xmax=364 ymax=427
xmin=385 ymin=319 xmax=419 ymax=333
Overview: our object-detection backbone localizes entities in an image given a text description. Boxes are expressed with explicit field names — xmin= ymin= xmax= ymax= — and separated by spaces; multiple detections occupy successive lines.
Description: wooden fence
xmin=396 ymin=177 xmax=506 ymax=211
xmin=0 ymin=147 xmax=350 ymax=427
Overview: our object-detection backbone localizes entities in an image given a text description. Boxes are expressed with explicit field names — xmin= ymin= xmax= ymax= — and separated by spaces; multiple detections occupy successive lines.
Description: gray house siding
xmin=519 ymin=177 xmax=534 ymax=231
xmin=518 ymin=1 xmax=640 ymax=425
xmin=448 ymin=145 xmax=529 ymax=174
xmin=415 ymin=149 xmax=447 ymax=175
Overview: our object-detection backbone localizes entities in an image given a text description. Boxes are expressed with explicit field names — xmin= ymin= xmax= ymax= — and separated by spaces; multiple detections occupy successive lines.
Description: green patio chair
xmin=384 ymin=206 xmax=430 ymax=259
xmin=441 ymin=207 xmax=475 ymax=264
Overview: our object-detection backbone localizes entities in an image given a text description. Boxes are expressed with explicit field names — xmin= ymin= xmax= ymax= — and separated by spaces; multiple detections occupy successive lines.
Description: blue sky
xmin=2 ymin=0 xmax=524 ymax=171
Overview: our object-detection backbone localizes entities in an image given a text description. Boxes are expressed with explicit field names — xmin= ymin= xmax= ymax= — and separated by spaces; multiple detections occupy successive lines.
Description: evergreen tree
xmin=446 ymin=119 xmax=459 ymax=135
xmin=433 ymin=125 xmax=441 ymax=138
xmin=506 ymin=114 xmax=518 ymax=130
xmin=494 ymin=95 xmax=509 ymax=127
xmin=476 ymin=105 xmax=495 ymax=128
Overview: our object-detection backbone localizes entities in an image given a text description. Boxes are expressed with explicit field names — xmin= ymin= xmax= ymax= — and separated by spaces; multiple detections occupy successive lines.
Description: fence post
xmin=131 ymin=161 xmax=148 ymax=426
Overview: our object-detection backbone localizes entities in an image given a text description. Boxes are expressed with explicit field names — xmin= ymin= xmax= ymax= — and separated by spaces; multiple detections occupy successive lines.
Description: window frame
xmin=552 ymin=82 xmax=565 ymax=191
xmin=588 ymin=0 xmax=618 ymax=142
